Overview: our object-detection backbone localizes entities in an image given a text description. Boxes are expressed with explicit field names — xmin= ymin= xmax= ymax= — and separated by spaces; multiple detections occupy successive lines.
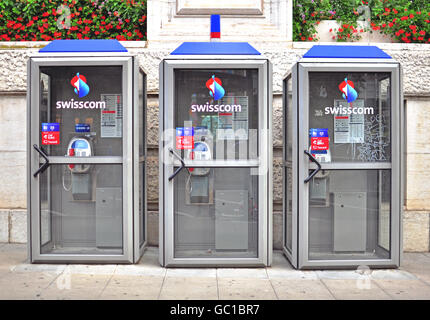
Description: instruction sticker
xmin=217 ymin=96 xmax=249 ymax=140
xmin=310 ymin=128 xmax=329 ymax=151
xmin=41 ymin=122 xmax=60 ymax=145
xmin=333 ymin=99 xmax=365 ymax=143
xmin=176 ymin=127 xmax=194 ymax=150
xmin=101 ymin=94 xmax=122 ymax=138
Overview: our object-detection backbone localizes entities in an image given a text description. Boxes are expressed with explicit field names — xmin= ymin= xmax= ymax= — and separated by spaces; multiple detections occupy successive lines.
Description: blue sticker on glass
xmin=75 ymin=123 xmax=90 ymax=132
xmin=41 ymin=123 xmax=59 ymax=132
xmin=176 ymin=127 xmax=184 ymax=137
xmin=184 ymin=127 xmax=194 ymax=136
xmin=309 ymin=128 xmax=328 ymax=138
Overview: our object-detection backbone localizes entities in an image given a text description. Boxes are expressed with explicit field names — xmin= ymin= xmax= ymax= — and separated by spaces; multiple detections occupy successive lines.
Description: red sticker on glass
xmin=311 ymin=136 xmax=329 ymax=151
xmin=42 ymin=131 xmax=60 ymax=145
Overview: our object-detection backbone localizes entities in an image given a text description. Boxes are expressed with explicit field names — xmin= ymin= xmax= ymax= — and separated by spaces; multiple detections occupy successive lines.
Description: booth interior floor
xmin=1 ymin=244 xmax=430 ymax=300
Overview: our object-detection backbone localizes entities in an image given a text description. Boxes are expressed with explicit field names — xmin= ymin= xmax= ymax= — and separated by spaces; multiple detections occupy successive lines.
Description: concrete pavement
xmin=1 ymin=244 xmax=430 ymax=300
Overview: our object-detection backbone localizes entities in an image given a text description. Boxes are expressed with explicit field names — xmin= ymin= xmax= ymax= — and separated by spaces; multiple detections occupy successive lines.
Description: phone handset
xmin=187 ymin=140 xmax=211 ymax=176
xmin=63 ymin=136 xmax=93 ymax=192
xmin=66 ymin=137 xmax=92 ymax=173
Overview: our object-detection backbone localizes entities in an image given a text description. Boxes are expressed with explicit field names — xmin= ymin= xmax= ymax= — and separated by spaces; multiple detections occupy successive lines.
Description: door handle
xmin=304 ymin=150 xmax=321 ymax=183
xmin=33 ymin=144 xmax=50 ymax=177
xmin=168 ymin=148 xmax=186 ymax=181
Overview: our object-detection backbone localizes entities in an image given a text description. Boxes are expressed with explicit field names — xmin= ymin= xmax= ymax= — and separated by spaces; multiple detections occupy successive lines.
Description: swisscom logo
xmin=206 ymin=75 xmax=225 ymax=100
xmin=338 ymin=78 xmax=358 ymax=103
xmin=55 ymin=73 xmax=106 ymax=109
xmin=190 ymin=75 xmax=242 ymax=113
xmin=71 ymin=73 xmax=90 ymax=98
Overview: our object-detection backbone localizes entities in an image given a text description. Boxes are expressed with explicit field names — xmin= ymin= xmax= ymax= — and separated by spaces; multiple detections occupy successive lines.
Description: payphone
xmin=63 ymin=135 xmax=93 ymax=200
xmin=28 ymin=40 xmax=147 ymax=263
xmin=282 ymin=45 xmax=402 ymax=269
xmin=159 ymin=39 xmax=272 ymax=267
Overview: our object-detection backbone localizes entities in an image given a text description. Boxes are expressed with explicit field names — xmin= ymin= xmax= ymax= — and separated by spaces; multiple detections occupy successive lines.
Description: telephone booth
xmin=283 ymin=45 xmax=402 ymax=269
xmin=159 ymin=42 xmax=273 ymax=267
xmin=27 ymin=40 xmax=147 ymax=263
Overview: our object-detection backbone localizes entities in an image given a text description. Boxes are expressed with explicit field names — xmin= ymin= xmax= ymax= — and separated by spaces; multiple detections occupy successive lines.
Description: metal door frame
xmin=282 ymin=70 xmax=299 ymax=268
xmin=133 ymin=61 xmax=148 ymax=262
xmin=28 ymin=56 xmax=135 ymax=263
xmin=295 ymin=62 xmax=402 ymax=269
xmin=159 ymin=58 xmax=272 ymax=267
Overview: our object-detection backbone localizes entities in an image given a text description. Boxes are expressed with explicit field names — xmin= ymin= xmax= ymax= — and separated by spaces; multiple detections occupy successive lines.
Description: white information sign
xmin=333 ymin=99 xmax=365 ymax=143
xmin=217 ymin=96 xmax=249 ymax=140
xmin=100 ymin=94 xmax=122 ymax=138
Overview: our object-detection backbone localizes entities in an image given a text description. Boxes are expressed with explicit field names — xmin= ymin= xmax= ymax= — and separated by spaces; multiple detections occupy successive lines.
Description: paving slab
xmin=218 ymin=278 xmax=277 ymax=300
xmin=11 ymin=263 xmax=67 ymax=274
xmin=267 ymin=268 xmax=318 ymax=279
xmin=322 ymin=279 xmax=391 ymax=300
xmin=65 ymin=264 xmax=117 ymax=275
xmin=38 ymin=273 xmax=111 ymax=300
xmin=159 ymin=277 xmax=218 ymax=300
xmin=217 ymin=268 xmax=268 ymax=279
xmin=0 ymin=271 xmax=58 ymax=300
xmin=115 ymin=264 xmax=166 ymax=277
xmin=138 ymin=247 xmax=161 ymax=267
xmin=100 ymin=275 xmax=164 ymax=300
xmin=271 ymin=251 xmax=294 ymax=270
xmin=374 ymin=279 xmax=430 ymax=300
xmin=370 ymin=269 xmax=417 ymax=280
xmin=0 ymin=243 xmax=27 ymax=266
xmin=166 ymin=268 xmax=216 ymax=278
xmin=400 ymin=253 xmax=430 ymax=283
xmin=270 ymin=279 xmax=334 ymax=300
xmin=316 ymin=270 xmax=368 ymax=280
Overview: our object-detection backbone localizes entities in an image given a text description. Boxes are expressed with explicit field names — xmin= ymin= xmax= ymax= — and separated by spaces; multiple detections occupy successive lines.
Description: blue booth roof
xmin=171 ymin=42 xmax=260 ymax=55
xmin=303 ymin=45 xmax=391 ymax=59
xmin=39 ymin=40 xmax=128 ymax=53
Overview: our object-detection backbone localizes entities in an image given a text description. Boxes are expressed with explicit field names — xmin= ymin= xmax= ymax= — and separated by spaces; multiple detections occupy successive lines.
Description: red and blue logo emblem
xmin=338 ymin=78 xmax=358 ymax=103
xmin=205 ymin=75 xmax=225 ymax=100
xmin=71 ymin=73 xmax=90 ymax=98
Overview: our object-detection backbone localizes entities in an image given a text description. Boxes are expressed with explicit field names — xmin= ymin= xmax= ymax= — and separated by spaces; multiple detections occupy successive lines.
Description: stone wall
xmin=0 ymin=41 xmax=429 ymax=252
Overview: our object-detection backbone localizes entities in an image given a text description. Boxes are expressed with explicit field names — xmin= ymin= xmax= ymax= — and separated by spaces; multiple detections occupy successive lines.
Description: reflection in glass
xmin=308 ymin=169 xmax=391 ymax=260
xmin=174 ymin=167 xmax=258 ymax=258
xmin=39 ymin=66 xmax=123 ymax=157
xmin=40 ymin=164 xmax=123 ymax=255
xmin=138 ymin=71 xmax=146 ymax=246
xmin=309 ymin=72 xmax=391 ymax=163
xmin=284 ymin=77 xmax=293 ymax=253
xmin=174 ymin=69 xmax=259 ymax=161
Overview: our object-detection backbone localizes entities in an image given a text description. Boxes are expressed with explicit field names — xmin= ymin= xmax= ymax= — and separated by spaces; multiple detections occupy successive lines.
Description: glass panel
xmin=139 ymin=162 xmax=145 ymax=247
xmin=308 ymin=72 xmax=391 ymax=163
xmin=308 ymin=169 xmax=391 ymax=261
xmin=40 ymin=164 xmax=123 ymax=255
xmin=284 ymin=77 xmax=293 ymax=252
xmin=174 ymin=69 xmax=259 ymax=161
xmin=39 ymin=66 xmax=123 ymax=157
xmin=174 ymin=167 xmax=258 ymax=258
xmin=139 ymin=70 xmax=145 ymax=246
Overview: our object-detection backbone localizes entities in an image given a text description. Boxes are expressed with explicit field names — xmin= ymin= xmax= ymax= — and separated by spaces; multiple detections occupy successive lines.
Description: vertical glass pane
xmin=139 ymin=162 xmax=145 ymax=247
xmin=308 ymin=72 xmax=391 ymax=163
xmin=284 ymin=77 xmax=293 ymax=252
xmin=138 ymin=71 xmax=145 ymax=246
xmin=174 ymin=69 xmax=259 ymax=160
xmin=40 ymin=73 xmax=51 ymax=246
xmin=40 ymin=164 xmax=123 ymax=255
xmin=39 ymin=66 xmax=123 ymax=157
xmin=174 ymin=167 xmax=258 ymax=258
xmin=308 ymin=169 xmax=391 ymax=261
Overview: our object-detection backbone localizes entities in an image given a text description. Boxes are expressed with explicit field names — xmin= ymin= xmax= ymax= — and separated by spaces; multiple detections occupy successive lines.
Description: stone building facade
xmin=0 ymin=0 xmax=429 ymax=252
